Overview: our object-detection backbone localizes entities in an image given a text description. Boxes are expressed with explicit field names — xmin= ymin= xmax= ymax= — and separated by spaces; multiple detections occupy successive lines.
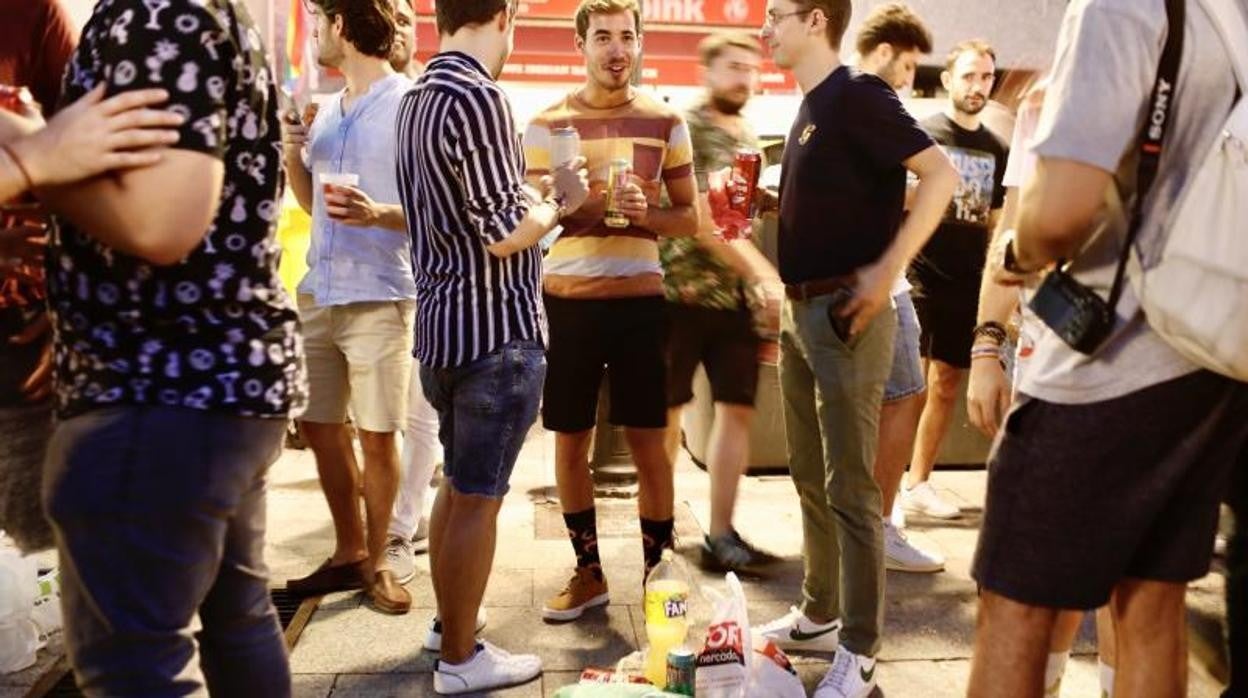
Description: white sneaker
xmin=757 ymin=606 xmax=842 ymax=653
xmin=433 ymin=641 xmax=542 ymax=695
xmin=384 ymin=536 xmax=416 ymax=585
xmin=901 ymin=481 xmax=960 ymax=519
xmin=888 ymin=501 xmax=907 ymax=529
xmin=424 ymin=608 xmax=489 ymax=652
xmin=884 ymin=521 xmax=945 ymax=573
xmin=814 ymin=645 xmax=877 ymax=698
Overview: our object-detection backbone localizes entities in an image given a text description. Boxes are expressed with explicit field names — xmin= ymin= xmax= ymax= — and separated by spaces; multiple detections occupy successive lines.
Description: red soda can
xmin=729 ymin=148 xmax=762 ymax=218
xmin=0 ymin=85 xmax=35 ymax=114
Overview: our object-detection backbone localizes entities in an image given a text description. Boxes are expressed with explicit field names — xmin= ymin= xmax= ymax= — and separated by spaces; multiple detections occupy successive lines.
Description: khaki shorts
xmin=298 ymin=295 xmax=415 ymax=432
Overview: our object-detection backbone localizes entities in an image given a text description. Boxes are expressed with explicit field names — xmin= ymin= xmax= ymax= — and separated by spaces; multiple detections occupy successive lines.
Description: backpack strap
xmin=1105 ymin=0 xmax=1185 ymax=312
xmin=1198 ymin=0 xmax=1248 ymax=94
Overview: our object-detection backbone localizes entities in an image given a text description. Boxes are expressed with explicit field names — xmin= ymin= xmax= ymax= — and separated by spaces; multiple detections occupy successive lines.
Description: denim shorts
xmin=883 ymin=292 xmax=926 ymax=403
xmin=421 ymin=340 xmax=546 ymax=498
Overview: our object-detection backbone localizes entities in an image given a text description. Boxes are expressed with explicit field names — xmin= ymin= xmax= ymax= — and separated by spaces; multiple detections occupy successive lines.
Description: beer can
xmin=665 ymin=647 xmax=696 ymax=695
xmin=729 ymin=148 xmax=763 ymax=218
xmin=604 ymin=157 xmax=632 ymax=228
xmin=550 ymin=126 xmax=580 ymax=168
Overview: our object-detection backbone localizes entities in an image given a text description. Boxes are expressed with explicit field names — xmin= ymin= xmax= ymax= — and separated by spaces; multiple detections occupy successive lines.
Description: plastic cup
xmin=319 ymin=172 xmax=359 ymax=196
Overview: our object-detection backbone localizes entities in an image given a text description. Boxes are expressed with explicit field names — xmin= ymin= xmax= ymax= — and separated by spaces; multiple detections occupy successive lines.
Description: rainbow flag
xmin=284 ymin=0 xmax=316 ymax=96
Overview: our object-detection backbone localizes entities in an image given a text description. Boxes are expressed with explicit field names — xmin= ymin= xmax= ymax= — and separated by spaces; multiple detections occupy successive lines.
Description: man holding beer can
xmin=523 ymin=0 xmax=700 ymax=622
xmin=659 ymin=31 xmax=785 ymax=575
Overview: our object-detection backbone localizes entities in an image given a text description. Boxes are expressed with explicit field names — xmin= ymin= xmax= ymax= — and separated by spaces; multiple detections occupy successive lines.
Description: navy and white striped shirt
xmin=396 ymin=52 xmax=545 ymax=368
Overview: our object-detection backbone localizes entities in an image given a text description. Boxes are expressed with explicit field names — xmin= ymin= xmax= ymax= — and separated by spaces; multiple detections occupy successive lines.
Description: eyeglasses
xmin=764 ymin=8 xmax=813 ymax=26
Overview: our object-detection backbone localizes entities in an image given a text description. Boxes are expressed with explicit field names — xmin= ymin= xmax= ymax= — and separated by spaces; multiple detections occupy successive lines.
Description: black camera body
xmin=1028 ymin=269 xmax=1116 ymax=355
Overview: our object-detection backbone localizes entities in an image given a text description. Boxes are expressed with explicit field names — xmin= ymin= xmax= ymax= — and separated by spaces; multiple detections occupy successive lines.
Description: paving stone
xmin=0 ymin=636 xmax=65 ymax=688
xmin=482 ymin=606 xmax=639 ymax=673
xmin=289 ymin=601 xmax=436 ymax=674
xmin=291 ymin=672 xmax=336 ymax=698
xmin=331 ymin=671 xmax=542 ymax=697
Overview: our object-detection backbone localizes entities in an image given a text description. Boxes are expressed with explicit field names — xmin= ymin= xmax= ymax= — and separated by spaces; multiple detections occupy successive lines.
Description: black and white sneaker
xmin=700 ymin=530 xmax=782 ymax=575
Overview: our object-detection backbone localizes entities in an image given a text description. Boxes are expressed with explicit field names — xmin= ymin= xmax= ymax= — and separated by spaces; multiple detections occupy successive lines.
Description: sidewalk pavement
xmin=0 ymin=426 xmax=1228 ymax=697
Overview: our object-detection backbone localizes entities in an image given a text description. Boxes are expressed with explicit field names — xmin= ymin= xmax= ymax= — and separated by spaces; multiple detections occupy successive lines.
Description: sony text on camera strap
xmin=1101 ymin=0 xmax=1186 ymax=313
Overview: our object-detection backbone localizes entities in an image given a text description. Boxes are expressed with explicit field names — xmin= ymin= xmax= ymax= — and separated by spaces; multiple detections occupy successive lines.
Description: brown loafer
xmin=286 ymin=558 xmax=367 ymax=596
xmin=369 ymin=569 xmax=412 ymax=615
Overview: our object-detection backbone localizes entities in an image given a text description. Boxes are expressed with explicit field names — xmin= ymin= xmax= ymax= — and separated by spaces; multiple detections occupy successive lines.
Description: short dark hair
xmin=793 ymin=0 xmax=852 ymax=50
xmin=945 ymin=38 xmax=997 ymax=72
xmin=437 ymin=0 xmax=511 ymax=37
xmin=855 ymin=3 xmax=932 ymax=57
xmin=575 ymin=0 xmax=642 ymax=40
xmin=697 ymin=31 xmax=761 ymax=67
xmin=311 ymin=0 xmax=395 ymax=59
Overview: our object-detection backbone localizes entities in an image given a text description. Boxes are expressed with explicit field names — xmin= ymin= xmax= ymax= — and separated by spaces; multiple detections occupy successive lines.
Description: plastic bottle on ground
xmin=643 ymin=549 xmax=690 ymax=687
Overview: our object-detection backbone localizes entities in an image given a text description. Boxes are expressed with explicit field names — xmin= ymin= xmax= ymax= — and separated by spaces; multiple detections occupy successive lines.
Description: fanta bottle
xmin=643 ymin=549 xmax=690 ymax=686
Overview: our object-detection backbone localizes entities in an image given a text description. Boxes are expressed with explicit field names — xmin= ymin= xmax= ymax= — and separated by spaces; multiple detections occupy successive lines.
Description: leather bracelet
xmin=972 ymin=321 xmax=1008 ymax=345
xmin=1 ymin=143 xmax=34 ymax=192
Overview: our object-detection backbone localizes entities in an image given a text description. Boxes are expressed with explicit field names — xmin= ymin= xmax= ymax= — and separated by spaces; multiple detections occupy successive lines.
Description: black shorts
xmin=542 ymin=295 xmax=668 ymax=432
xmin=912 ymin=291 xmax=977 ymax=369
xmin=665 ymin=303 xmax=759 ymax=407
xmin=972 ymin=370 xmax=1248 ymax=610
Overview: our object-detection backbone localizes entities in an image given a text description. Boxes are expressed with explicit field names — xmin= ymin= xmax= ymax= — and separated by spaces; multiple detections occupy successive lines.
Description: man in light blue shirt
xmin=278 ymin=0 xmax=417 ymax=616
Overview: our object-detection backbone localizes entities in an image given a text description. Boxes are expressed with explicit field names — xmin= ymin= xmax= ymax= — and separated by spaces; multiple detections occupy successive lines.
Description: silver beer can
xmin=550 ymin=126 xmax=580 ymax=168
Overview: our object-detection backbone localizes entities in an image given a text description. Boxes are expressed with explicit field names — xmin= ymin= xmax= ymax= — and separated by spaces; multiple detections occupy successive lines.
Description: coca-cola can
xmin=550 ymin=126 xmax=580 ymax=168
xmin=729 ymin=148 xmax=762 ymax=218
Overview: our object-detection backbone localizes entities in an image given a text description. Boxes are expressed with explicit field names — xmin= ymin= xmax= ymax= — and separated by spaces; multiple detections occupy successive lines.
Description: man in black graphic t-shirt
xmin=36 ymin=0 xmax=305 ymax=694
xmin=900 ymin=39 xmax=1007 ymax=521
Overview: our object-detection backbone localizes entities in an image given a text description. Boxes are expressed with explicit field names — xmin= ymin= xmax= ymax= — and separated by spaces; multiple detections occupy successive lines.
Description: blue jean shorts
xmin=420 ymin=340 xmax=546 ymax=498
xmin=883 ymin=292 xmax=926 ymax=403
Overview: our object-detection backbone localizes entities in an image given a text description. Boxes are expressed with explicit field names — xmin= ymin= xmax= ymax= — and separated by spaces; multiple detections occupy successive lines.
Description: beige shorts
xmin=298 ymin=295 xmax=415 ymax=433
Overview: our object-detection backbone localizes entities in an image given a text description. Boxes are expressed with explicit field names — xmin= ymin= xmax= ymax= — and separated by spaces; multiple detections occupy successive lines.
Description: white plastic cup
xmin=319 ymin=172 xmax=359 ymax=192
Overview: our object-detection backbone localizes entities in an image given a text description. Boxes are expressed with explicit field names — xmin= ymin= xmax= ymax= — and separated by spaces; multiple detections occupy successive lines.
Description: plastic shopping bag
xmin=746 ymin=634 xmax=805 ymax=698
xmin=0 ymin=536 xmax=38 ymax=673
xmin=694 ymin=572 xmax=751 ymax=698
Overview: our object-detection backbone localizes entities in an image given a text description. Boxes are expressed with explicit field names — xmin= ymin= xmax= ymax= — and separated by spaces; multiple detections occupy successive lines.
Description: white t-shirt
xmin=1016 ymin=0 xmax=1242 ymax=405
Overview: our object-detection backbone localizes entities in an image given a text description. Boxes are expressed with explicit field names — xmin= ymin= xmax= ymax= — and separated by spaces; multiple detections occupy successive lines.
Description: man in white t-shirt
xmin=967 ymin=1 xmax=1248 ymax=696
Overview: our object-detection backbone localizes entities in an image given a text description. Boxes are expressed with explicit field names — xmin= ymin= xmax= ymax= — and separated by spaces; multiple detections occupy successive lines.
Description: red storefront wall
xmin=411 ymin=0 xmax=797 ymax=93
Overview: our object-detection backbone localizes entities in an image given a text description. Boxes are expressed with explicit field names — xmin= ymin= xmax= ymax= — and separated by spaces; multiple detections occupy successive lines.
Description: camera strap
xmin=1104 ymin=0 xmax=1186 ymax=311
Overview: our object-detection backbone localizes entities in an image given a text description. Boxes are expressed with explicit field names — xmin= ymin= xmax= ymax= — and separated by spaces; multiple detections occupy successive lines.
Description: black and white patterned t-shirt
xmin=49 ymin=0 xmax=307 ymax=419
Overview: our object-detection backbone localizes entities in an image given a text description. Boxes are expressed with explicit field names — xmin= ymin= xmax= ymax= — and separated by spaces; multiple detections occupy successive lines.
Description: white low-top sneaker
xmin=814 ymin=645 xmax=877 ymax=698
xmin=424 ymin=608 xmax=489 ymax=652
xmin=884 ymin=521 xmax=945 ymax=573
xmin=433 ymin=641 xmax=542 ymax=695
xmin=756 ymin=606 xmax=842 ymax=653
xmin=383 ymin=536 xmax=416 ymax=585
xmin=900 ymin=481 xmax=961 ymax=519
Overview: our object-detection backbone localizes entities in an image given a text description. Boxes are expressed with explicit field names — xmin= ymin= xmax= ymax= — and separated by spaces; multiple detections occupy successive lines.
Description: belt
xmin=784 ymin=274 xmax=857 ymax=301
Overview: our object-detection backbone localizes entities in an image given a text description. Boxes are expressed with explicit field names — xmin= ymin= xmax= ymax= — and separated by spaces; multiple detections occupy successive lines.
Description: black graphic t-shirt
xmin=908 ymin=112 xmax=1009 ymax=295
xmin=49 ymin=0 xmax=306 ymax=419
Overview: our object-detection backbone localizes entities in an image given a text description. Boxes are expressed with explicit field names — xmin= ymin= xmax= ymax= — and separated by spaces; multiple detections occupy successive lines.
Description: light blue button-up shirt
xmin=300 ymin=73 xmax=418 ymax=306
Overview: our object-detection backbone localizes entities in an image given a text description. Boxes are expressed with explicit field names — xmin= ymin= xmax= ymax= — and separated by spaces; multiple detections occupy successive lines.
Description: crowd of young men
xmin=0 ymin=0 xmax=1244 ymax=696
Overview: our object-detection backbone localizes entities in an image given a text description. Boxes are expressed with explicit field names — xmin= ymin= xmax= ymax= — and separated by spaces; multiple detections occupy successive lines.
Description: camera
xmin=1028 ymin=268 xmax=1115 ymax=355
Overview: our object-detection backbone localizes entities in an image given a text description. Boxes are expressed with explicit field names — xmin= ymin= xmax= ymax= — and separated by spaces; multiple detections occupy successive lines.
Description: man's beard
xmin=710 ymin=91 xmax=747 ymax=116
xmin=956 ymin=94 xmax=987 ymax=115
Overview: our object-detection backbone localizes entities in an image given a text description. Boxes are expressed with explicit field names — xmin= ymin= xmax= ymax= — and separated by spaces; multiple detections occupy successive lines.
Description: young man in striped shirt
xmin=395 ymin=1 xmax=588 ymax=692
xmin=524 ymin=0 xmax=700 ymax=622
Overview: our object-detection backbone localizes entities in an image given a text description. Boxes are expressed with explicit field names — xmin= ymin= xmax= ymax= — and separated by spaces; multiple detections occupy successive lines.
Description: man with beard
xmin=524 ymin=0 xmax=699 ymax=621
xmin=900 ymin=39 xmax=1008 ymax=521
xmin=388 ymin=0 xmax=423 ymax=78
xmin=660 ymin=31 xmax=784 ymax=574
xmin=851 ymin=2 xmax=946 ymax=574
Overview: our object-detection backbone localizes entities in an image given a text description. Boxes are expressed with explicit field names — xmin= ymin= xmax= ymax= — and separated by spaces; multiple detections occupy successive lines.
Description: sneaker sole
xmin=434 ymin=667 xmax=543 ymax=695
xmin=900 ymin=503 xmax=961 ymax=520
xmin=884 ymin=556 xmax=944 ymax=573
xmin=540 ymin=592 xmax=610 ymax=621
